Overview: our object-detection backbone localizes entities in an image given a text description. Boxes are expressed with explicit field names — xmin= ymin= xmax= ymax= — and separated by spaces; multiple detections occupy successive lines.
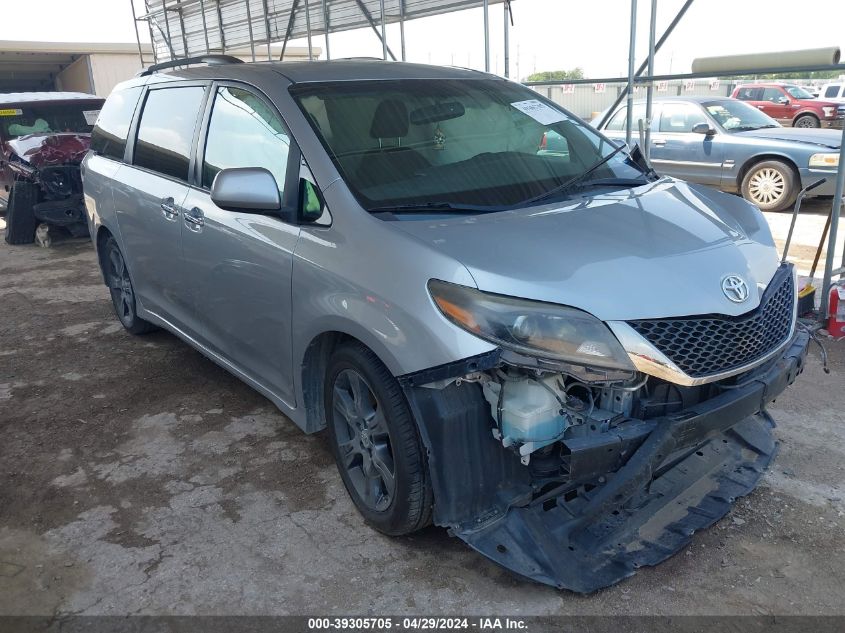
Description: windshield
xmin=0 ymin=102 xmax=101 ymax=140
xmin=703 ymin=99 xmax=779 ymax=132
xmin=785 ymin=86 xmax=814 ymax=99
xmin=291 ymin=79 xmax=647 ymax=211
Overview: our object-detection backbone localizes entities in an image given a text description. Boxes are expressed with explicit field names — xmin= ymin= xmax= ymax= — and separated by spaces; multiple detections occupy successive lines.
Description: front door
xmin=114 ymin=85 xmax=207 ymax=328
xmin=180 ymin=85 xmax=301 ymax=404
xmin=757 ymin=87 xmax=792 ymax=124
xmin=649 ymin=102 xmax=724 ymax=186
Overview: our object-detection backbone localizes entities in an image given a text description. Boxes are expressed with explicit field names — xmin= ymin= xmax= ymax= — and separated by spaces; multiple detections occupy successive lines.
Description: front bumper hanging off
xmin=401 ymin=330 xmax=809 ymax=593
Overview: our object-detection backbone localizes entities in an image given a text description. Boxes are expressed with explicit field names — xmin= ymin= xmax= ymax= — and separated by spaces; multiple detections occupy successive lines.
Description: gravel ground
xmin=0 ymin=205 xmax=844 ymax=616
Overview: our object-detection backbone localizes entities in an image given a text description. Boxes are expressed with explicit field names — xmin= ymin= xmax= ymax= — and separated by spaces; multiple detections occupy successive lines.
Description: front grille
xmin=628 ymin=266 xmax=795 ymax=378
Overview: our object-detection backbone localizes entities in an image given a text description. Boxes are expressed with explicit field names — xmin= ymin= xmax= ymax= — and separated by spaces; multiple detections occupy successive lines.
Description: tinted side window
xmin=824 ymin=85 xmax=840 ymax=98
xmin=761 ymin=88 xmax=785 ymax=103
xmin=90 ymin=87 xmax=142 ymax=160
xmin=658 ymin=103 xmax=707 ymax=133
xmin=735 ymin=87 xmax=760 ymax=101
xmin=134 ymin=86 xmax=205 ymax=181
xmin=202 ymin=87 xmax=291 ymax=194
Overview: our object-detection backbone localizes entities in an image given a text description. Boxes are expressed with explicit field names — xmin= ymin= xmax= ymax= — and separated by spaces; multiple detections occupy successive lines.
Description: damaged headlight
xmin=429 ymin=280 xmax=634 ymax=370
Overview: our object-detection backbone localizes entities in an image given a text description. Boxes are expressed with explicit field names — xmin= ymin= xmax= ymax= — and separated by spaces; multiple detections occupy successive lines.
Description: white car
xmin=819 ymin=82 xmax=845 ymax=103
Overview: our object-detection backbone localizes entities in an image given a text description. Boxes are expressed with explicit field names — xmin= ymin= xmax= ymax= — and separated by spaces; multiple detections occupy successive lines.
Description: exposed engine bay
xmin=399 ymin=328 xmax=809 ymax=592
xmin=4 ymin=134 xmax=92 ymax=244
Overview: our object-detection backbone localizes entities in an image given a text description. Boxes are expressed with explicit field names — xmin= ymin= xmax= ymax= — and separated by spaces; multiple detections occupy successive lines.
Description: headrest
xmin=370 ymin=99 xmax=409 ymax=139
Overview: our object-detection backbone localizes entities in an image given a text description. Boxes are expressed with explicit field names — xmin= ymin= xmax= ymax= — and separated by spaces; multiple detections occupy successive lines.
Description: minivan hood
xmin=734 ymin=126 xmax=841 ymax=149
xmin=390 ymin=179 xmax=779 ymax=321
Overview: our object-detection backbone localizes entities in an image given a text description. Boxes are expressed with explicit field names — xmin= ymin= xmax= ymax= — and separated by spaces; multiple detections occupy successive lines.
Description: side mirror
xmin=692 ymin=122 xmax=716 ymax=135
xmin=778 ymin=96 xmax=790 ymax=105
xmin=210 ymin=167 xmax=281 ymax=212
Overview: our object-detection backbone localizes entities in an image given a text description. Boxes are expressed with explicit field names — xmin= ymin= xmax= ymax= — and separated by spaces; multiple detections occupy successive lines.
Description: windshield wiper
xmin=518 ymin=144 xmax=629 ymax=206
xmin=568 ymin=177 xmax=652 ymax=190
xmin=732 ymin=124 xmax=779 ymax=131
xmin=367 ymin=201 xmax=499 ymax=214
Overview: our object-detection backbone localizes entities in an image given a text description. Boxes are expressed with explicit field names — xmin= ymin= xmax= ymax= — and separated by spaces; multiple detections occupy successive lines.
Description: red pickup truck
xmin=731 ymin=83 xmax=845 ymax=129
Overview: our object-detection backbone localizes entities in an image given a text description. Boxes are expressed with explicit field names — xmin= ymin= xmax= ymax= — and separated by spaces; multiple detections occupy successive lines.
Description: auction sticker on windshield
xmin=510 ymin=99 xmax=566 ymax=125
xmin=0 ymin=109 xmax=23 ymax=117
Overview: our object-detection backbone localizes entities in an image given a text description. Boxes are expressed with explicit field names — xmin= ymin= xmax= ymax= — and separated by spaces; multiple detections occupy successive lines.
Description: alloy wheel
xmin=331 ymin=368 xmax=396 ymax=512
xmin=107 ymin=246 xmax=135 ymax=325
xmin=747 ymin=167 xmax=785 ymax=207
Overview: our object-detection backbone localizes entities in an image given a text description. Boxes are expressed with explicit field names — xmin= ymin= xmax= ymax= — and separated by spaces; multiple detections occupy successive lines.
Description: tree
xmin=526 ymin=68 xmax=585 ymax=82
xmin=723 ymin=70 xmax=844 ymax=81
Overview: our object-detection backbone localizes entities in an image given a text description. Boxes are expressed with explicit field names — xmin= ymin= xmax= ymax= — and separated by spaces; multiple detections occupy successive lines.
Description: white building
xmin=0 ymin=40 xmax=320 ymax=97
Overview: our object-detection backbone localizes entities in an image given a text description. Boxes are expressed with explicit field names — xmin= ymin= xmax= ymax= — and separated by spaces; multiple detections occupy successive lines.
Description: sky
xmin=2 ymin=0 xmax=844 ymax=81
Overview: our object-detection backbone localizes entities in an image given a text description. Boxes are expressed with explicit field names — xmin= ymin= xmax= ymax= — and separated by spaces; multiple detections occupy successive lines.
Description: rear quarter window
xmin=91 ymin=87 xmax=142 ymax=161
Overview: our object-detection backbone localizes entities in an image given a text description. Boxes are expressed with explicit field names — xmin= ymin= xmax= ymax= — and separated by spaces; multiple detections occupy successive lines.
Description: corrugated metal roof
xmin=142 ymin=0 xmax=504 ymax=62
xmin=0 ymin=92 xmax=102 ymax=105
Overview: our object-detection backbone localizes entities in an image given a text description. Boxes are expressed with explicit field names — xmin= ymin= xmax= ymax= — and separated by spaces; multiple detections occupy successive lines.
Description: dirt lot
xmin=1 ymin=205 xmax=844 ymax=616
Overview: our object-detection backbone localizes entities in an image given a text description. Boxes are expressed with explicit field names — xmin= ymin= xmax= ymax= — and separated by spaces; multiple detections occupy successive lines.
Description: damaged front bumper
xmin=400 ymin=329 xmax=809 ymax=593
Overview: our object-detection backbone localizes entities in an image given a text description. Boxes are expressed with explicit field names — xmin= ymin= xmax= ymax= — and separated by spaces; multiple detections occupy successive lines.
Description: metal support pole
xmin=216 ymin=0 xmax=226 ymax=53
xmin=199 ymin=0 xmax=212 ymax=54
xmin=644 ymin=0 xmax=657 ymax=157
xmin=819 ymin=126 xmax=845 ymax=322
xmin=322 ymin=0 xmax=331 ymax=60
xmin=352 ymin=0 xmax=396 ymax=60
xmin=130 ymin=0 xmax=146 ymax=65
xmin=304 ymin=0 xmax=314 ymax=60
xmin=245 ymin=0 xmax=256 ymax=61
xmin=163 ymin=7 xmax=174 ymax=59
xmin=399 ymin=0 xmax=406 ymax=61
xmin=280 ymin=0 xmax=300 ymax=60
xmin=483 ymin=0 xmax=490 ymax=72
xmin=174 ymin=1 xmax=189 ymax=57
xmin=262 ymin=0 xmax=273 ymax=59
xmin=598 ymin=0 xmax=694 ymax=128
xmin=625 ymin=0 xmax=637 ymax=147
xmin=503 ymin=1 xmax=510 ymax=78
xmin=379 ymin=0 xmax=387 ymax=60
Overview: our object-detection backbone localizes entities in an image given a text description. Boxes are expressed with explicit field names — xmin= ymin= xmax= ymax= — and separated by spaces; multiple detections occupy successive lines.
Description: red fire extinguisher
xmin=829 ymin=284 xmax=845 ymax=337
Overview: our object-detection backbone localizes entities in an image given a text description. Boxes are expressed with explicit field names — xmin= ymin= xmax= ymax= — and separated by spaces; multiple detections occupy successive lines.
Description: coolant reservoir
xmin=482 ymin=375 xmax=568 ymax=449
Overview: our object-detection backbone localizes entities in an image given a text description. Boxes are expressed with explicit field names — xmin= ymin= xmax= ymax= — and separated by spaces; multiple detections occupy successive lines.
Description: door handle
xmin=652 ymin=140 xmax=666 ymax=146
xmin=184 ymin=207 xmax=205 ymax=229
xmin=160 ymin=197 xmax=178 ymax=220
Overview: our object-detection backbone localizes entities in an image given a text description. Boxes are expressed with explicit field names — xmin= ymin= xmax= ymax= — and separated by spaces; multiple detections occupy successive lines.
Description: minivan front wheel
xmin=102 ymin=237 xmax=157 ymax=335
xmin=741 ymin=160 xmax=797 ymax=212
xmin=325 ymin=342 xmax=432 ymax=535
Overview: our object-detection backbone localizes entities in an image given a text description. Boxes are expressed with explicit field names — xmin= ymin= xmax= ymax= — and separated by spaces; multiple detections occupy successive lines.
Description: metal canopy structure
xmin=135 ymin=0 xmax=507 ymax=64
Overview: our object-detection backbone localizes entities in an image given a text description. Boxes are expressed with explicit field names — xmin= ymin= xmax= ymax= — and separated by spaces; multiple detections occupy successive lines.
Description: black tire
xmin=101 ymin=237 xmax=157 ymax=335
xmin=4 ymin=181 xmax=39 ymax=245
xmin=793 ymin=114 xmax=820 ymax=128
xmin=740 ymin=160 xmax=798 ymax=212
xmin=325 ymin=342 xmax=432 ymax=535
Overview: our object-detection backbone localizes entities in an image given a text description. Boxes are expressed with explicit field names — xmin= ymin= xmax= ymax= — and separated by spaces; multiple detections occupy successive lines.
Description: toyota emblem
xmin=721 ymin=274 xmax=749 ymax=303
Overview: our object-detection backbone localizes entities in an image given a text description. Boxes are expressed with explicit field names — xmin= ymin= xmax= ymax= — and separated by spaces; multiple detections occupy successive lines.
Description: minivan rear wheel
xmin=741 ymin=160 xmax=797 ymax=212
xmin=325 ymin=342 xmax=432 ymax=535
xmin=102 ymin=237 xmax=157 ymax=335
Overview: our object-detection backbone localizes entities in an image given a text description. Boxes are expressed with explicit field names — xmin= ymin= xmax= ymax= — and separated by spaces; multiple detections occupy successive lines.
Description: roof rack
xmin=137 ymin=54 xmax=244 ymax=77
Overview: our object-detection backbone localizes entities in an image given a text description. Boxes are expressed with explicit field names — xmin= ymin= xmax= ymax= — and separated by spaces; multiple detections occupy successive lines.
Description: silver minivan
xmin=83 ymin=57 xmax=809 ymax=592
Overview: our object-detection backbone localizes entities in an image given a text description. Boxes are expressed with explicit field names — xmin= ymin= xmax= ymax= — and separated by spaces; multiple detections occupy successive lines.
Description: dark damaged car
xmin=83 ymin=59 xmax=809 ymax=592
xmin=1 ymin=92 xmax=103 ymax=244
